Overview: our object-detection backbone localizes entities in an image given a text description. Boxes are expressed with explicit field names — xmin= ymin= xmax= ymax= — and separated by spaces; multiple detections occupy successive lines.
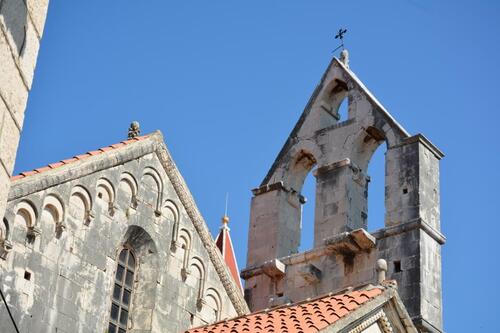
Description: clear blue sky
xmin=15 ymin=1 xmax=499 ymax=331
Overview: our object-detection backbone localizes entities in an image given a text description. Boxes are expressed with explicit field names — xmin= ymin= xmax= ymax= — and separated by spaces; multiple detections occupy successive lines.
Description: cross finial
xmin=332 ymin=28 xmax=348 ymax=54
xmin=335 ymin=28 xmax=347 ymax=46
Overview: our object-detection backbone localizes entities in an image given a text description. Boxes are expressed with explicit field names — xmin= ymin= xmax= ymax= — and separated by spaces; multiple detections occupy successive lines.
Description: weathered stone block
xmin=0 ymin=109 xmax=20 ymax=172
xmin=0 ymin=28 xmax=28 ymax=125
xmin=25 ymin=0 xmax=49 ymax=37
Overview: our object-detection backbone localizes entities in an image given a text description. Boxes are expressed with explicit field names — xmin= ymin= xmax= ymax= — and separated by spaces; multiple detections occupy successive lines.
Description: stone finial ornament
xmin=376 ymin=258 xmax=387 ymax=284
xmin=340 ymin=49 xmax=349 ymax=68
xmin=128 ymin=121 xmax=141 ymax=139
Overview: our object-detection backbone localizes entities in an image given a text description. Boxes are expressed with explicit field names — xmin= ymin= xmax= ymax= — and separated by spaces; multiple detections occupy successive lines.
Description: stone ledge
xmin=323 ymin=228 xmax=376 ymax=255
xmin=372 ymin=218 xmax=446 ymax=245
xmin=389 ymin=134 xmax=444 ymax=160
xmin=251 ymin=181 xmax=306 ymax=203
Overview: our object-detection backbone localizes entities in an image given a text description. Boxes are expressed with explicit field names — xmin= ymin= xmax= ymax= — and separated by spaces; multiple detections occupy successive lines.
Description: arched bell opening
xmin=350 ymin=126 xmax=388 ymax=232
xmin=286 ymin=151 xmax=317 ymax=254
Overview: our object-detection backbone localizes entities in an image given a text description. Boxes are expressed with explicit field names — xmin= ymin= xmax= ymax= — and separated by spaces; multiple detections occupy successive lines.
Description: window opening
xmin=108 ymin=248 xmax=136 ymax=333
xmin=337 ymin=97 xmax=348 ymax=121
xmin=394 ymin=260 xmax=402 ymax=273
xmin=367 ymin=144 xmax=386 ymax=232
xmin=299 ymin=172 xmax=315 ymax=252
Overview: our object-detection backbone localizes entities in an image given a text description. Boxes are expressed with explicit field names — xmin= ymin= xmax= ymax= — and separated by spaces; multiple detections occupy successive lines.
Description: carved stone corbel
xmin=181 ymin=267 xmax=191 ymax=281
xmin=27 ymin=225 xmax=41 ymax=242
xmin=84 ymin=210 xmax=94 ymax=226
xmin=0 ymin=239 xmax=12 ymax=259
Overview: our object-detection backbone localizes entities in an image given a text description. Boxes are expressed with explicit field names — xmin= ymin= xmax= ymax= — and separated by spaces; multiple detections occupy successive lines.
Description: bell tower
xmin=242 ymin=54 xmax=445 ymax=333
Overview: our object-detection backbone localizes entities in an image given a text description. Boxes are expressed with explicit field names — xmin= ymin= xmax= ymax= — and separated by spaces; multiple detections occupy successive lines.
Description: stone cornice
xmin=152 ymin=133 xmax=250 ymax=315
xmin=7 ymin=131 xmax=250 ymax=315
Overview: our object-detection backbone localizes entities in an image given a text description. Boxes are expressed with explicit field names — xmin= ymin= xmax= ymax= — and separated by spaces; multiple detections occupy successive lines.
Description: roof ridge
xmin=11 ymin=134 xmax=151 ymax=181
xmin=185 ymin=287 xmax=384 ymax=333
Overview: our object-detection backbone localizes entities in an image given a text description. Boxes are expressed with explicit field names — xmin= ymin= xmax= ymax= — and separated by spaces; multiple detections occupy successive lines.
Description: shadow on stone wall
xmin=0 ymin=0 xmax=28 ymax=56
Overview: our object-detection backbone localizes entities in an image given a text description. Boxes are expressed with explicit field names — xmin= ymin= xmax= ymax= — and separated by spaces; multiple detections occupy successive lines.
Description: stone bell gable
xmin=0 ymin=131 xmax=248 ymax=333
xmin=243 ymin=56 xmax=444 ymax=333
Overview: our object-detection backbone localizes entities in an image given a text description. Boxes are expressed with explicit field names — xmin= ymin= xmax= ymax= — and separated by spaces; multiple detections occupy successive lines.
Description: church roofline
xmin=261 ymin=56 xmax=415 ymax=186
xmin=7 ymin=130 xmax=250 ymax=316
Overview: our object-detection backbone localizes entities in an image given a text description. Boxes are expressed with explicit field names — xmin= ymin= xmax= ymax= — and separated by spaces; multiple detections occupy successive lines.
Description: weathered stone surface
xmin=243 ymin=57 xmax=444 ymax=332
xmin=0 ymin=28 xmax=28 ymax=124
xmin=26 ymin=0 xmax=49 ymax=38
xmin=0 ymin=134 xmax=248 ymax=333
xmin=0 ymin=0 xmax=48 ymax=224
xmin=0 ymin=109 xmax=20 ymax=172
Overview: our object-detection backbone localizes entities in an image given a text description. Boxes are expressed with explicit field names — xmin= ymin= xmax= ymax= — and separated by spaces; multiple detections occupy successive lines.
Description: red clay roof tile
xmin=185 ymin=288 xmax=383 ymax=333
xmin=10 ymin=135 xmax=150 ymax=182
xmin=48 ymin=162 xmax=65 ymax=169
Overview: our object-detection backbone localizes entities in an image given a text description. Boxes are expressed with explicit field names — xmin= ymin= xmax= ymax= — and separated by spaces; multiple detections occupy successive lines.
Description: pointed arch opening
xmin=111 ymin=225 xmax=158 ymax=332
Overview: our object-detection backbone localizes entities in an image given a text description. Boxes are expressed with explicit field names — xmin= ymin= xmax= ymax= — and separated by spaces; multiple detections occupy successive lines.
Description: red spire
xmin=215 ymin=215 xmax=243 ymax=293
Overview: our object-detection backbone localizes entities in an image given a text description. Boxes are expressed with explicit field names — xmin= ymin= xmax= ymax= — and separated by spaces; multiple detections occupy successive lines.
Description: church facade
xmin=0 ymin=132 xmax=248 ymax=333
xmin=0 ymin=3 xmax=444 ymax=333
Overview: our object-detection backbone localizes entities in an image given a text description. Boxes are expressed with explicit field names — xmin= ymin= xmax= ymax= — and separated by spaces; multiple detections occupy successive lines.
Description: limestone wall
xmin=243 ymin=58 xmax=445 ymax=333
xmin=0 ymin=0 xmax=50 ymax=222
xmin=0 ymin=147 xmax=240 ymax=333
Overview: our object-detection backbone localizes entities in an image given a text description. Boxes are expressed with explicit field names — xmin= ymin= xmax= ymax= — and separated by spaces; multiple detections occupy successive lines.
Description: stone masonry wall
xmin=0 ymin=0 xmax=50 ymax=221
xmin=0 ymin=149 xmax=239 ymax=333
xmin=243 ymin=58 xmax=445 ymax=333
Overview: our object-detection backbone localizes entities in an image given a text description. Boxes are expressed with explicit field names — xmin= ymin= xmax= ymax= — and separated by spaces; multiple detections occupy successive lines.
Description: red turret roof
xmin=215 ymin=216 xmax=243 ymax=293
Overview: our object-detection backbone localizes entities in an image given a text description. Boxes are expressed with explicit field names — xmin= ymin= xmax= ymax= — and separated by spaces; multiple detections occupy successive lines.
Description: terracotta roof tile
xmin=48 ymin=162 xmax=65 ymax=169
xmin=185 ymin=288 xmax=383 ymax=333
xmin=10 ymin=135 xmax=149 ymax=182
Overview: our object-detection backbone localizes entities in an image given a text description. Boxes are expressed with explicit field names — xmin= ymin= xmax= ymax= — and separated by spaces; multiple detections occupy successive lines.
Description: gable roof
xmin=215 ymin=217 xmax=244 ymax=293
xmin=261 ymin=57 xmax=411 ymax=186
xmin=185 ymin=288 xmax=383 ymax=333
xmin=8 ymin=131 xmax=250 ymax=316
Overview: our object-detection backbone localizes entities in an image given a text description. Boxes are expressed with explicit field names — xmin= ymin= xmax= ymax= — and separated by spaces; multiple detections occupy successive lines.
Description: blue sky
xmin=15 ymin=1 xmax=500 ymax=331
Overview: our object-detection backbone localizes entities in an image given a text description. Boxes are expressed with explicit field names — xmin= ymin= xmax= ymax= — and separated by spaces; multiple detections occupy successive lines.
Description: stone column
xmin=246 ymin=182 xmax=302 ymax=268
xmin=382 ymin=134 xmax=444 ymax=332
xmin=313 ymin=159 xmax=369 ymax=248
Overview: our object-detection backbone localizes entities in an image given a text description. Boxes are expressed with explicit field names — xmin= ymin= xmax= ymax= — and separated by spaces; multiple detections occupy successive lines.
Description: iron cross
xmin=335 ymin=28 xmax=347 ymax=44
xmin=332 ymin=28 xmax=348 ymax=53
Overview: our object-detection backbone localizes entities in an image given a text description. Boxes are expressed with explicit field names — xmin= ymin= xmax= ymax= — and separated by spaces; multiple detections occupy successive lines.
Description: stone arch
xmin=162 ymin=199 xmax=180 ymax=247
xmin=178 ymin=228 xmax=192 ymax=279
xmin=285 ymin=140 xmax=320 ymax=191
xmin=14 ymin=200 xmax=39 ymax=241
xmin=348 ymin=126 xmax=387 ymax=171
xmin=189 ymin=256 xmax=206 ymax=303
xmin=119 ymin=172 xmax=138 ymax=209
xmin=69 ymin=185 xmax=93 ymax=225
xmin=15 ymin=200 xmax=37 ymax=228
xmin=120 ymin=225 xmax=159 ymax=332
xmin=97 ymin=177 xmax=116 ymax=216
xmin=318 ymin=78 xmax=349 ymax=122
xmin=42 ymin=194 xmax=65 ymax=238
xmin=203 ymin=288 xmax=222 ymax=322
xmin=141 ymin=166 xmax=163 ymax=215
